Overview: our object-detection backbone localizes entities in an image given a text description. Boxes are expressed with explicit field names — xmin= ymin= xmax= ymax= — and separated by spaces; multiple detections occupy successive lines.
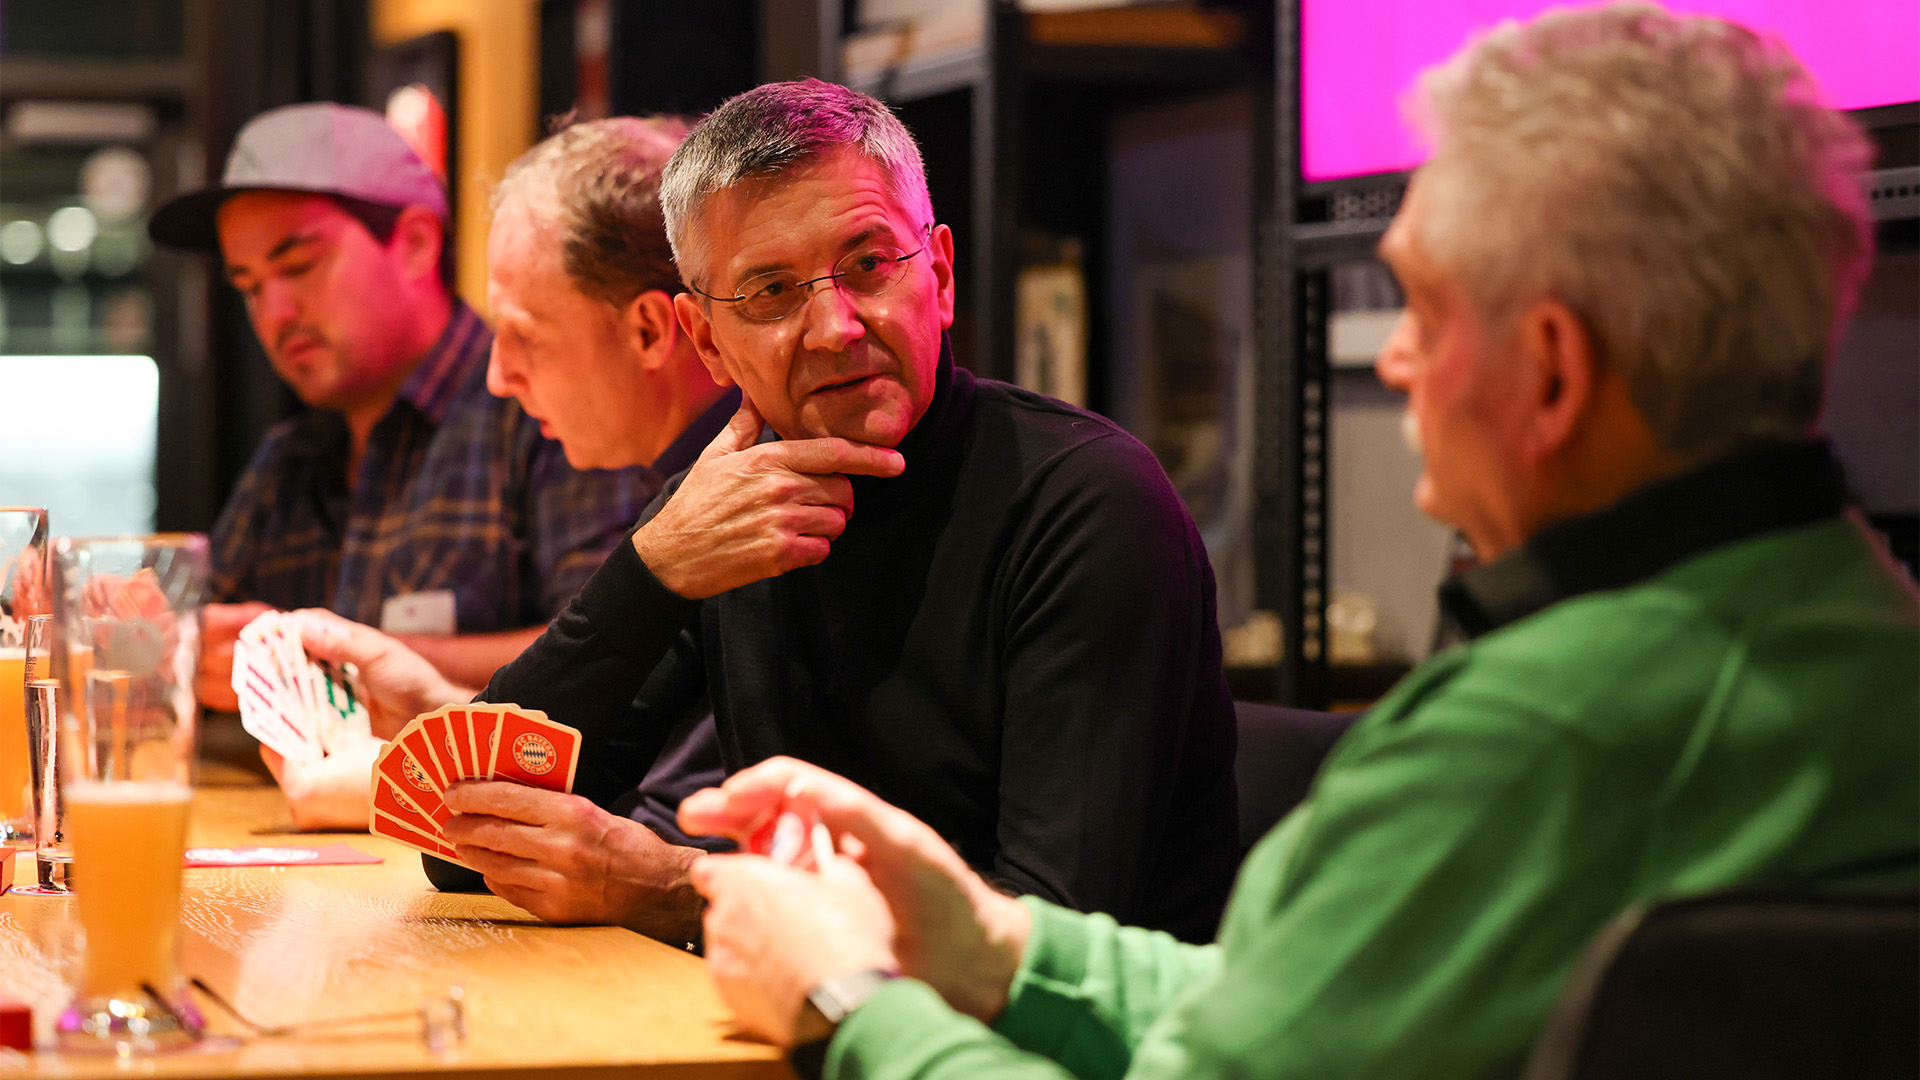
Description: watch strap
xmin=807 ymin=967 xmax=899 ymax=1026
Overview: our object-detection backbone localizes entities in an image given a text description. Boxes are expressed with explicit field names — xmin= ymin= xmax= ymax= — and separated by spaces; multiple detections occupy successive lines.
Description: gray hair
xmin=658 ymin=78 xmax=934 ymax=287
xmin=1412 ymin=2 xmax=1874 ymax=460
xmin=492 ymin=115 xmax=691 ymax=305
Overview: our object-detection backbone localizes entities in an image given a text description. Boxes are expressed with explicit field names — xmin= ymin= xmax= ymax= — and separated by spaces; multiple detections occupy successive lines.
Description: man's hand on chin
xmin=632 ymin=395 xmax=905 ymax=599
xmin=441 ymin=781 xmax=706 ymax=944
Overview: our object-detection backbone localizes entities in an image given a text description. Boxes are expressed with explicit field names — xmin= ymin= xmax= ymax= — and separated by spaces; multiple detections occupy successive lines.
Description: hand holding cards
xmin=369 ymin=704 xmax=581 ymax=866
xmin=232 ymin=610 xmax=370 ymax=762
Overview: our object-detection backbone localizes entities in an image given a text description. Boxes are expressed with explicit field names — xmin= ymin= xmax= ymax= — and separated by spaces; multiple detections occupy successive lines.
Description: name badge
xmin=380 ymin=590 xmax=457 ymax=636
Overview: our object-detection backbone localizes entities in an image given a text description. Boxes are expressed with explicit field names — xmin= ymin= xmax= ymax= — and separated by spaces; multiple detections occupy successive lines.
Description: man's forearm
xmin=395 ymin=626 xmax=543 ymax=691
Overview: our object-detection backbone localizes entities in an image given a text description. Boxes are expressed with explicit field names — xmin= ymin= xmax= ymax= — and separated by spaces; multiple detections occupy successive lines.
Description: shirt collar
xmin=652 ymin=387 xmax=742 ymax=479
xmin=397 ymin=300 xmax=492 ymax=425
xmin=1439 ymin=439 xmax=1850 ymax=640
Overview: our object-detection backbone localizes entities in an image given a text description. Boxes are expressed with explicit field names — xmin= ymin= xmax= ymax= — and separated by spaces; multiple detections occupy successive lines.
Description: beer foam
xmin=65 ymin=780 xmax=191 ymax=804
xmin=0 ymin=646 xmax=24 ymax=660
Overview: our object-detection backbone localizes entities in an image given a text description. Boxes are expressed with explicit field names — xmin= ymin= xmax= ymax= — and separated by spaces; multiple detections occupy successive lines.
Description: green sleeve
xmin=828 ymin=899 xmax=1221 ymax=1080
xmin=1119 ymin=691 xmax=1635 ymax=1080
xmin=831 ymin=676 xmax=1640 ymax=1080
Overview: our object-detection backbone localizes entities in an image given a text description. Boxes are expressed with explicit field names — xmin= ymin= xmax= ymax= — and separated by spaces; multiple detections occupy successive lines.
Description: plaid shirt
xmin=208 ymin=301 xmax=661 ymax=631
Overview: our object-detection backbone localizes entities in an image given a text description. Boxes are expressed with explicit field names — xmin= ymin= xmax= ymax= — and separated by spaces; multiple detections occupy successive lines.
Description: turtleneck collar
xmin=845 ymin=332 xmax=974 ymax=520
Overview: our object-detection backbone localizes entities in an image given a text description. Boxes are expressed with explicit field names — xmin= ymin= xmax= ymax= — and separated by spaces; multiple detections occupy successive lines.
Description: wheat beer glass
xmin=52 ymin=534 xmax=209 ymax=1053
xmin=0 ymin=507 xmax=51 ymax=844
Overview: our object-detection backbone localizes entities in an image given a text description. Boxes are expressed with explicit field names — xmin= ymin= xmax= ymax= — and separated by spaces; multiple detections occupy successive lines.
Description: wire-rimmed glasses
xmin=689 ymin=225 xmax=933 ymax=322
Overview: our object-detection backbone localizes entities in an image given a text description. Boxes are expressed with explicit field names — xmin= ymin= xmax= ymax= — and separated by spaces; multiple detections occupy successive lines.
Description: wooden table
xmin=0 ymin=781 xmax=791 ymax=1080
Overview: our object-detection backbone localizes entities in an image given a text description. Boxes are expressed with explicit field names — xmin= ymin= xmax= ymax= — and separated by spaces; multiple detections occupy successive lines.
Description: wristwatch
xmin=807 ymin=967 xmax=899 ymax=1026
xmin=790 ymin=968 xmax=899 ymax=1079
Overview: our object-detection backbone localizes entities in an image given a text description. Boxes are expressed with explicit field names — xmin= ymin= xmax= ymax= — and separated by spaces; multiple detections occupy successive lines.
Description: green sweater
xmin=825 ymin=443 xmax=1920 ymax=1080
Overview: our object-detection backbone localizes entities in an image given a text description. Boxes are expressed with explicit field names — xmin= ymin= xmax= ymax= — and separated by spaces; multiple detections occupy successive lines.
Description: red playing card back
xmin=372 ymin=776 xmax=445 ymax=840
xmin=374 ymin=740 xmax=452 ymax=826
xmin=486 ymin=707 xmax=580 ymax=793
xmin=465 ymin=706 xmax=502 ymax=780
xmin=371 ymin=810 xmax=461 ymax=862
xmin=421 ymin=708 xmax=477 ymax=783
xmin=394 ymin=719 xmax=453 ymax=792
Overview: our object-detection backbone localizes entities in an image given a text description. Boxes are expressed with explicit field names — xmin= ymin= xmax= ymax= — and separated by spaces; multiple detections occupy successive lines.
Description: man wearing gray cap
xmin=150 ymin=102 xmax=657 ymax=718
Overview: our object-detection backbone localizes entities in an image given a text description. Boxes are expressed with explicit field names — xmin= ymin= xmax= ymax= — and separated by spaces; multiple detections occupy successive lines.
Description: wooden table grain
xmin=0 ymin=782 xmax=790 ymax=1080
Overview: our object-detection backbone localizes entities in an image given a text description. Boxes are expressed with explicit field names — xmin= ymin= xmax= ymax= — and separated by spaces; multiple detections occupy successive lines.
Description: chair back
xmin=1231 ymin=702 xmax=1357 ymax=849
xmin=1523 ymin=888 xmax=1919 ymax=1080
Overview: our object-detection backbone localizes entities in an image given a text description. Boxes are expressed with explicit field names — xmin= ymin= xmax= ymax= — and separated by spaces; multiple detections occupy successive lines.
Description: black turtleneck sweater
xmin=470 ymin=345 xmax=1241 ymax=940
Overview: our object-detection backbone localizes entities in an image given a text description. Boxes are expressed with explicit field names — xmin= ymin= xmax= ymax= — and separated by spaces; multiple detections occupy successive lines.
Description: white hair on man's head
xmin=658 ymin=78 xmax=934 ymax=288
xmin=1410 ymin=1 xmax=1874 ymax=460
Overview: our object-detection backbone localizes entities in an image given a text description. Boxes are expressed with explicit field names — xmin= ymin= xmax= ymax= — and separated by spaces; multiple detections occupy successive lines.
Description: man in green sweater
xmin=671 ymin=5 xmax=1920 ymax=1078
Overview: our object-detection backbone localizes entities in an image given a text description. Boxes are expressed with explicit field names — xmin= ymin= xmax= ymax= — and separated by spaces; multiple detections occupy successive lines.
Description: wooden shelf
xmin=1025 ymin=5 xmax=1243 ymax=49
xmin=844 ymin=3 xmax=1253 ymax=104
xmin=0 ymin=58 xmax=194 ymax=100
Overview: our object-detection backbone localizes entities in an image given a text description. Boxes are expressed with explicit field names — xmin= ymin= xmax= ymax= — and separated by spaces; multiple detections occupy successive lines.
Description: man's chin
xmin=797 ymin=385 xmax=920 ymax=447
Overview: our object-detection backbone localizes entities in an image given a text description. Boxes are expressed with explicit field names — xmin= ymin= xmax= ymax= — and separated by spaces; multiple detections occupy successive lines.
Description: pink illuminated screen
xmin=1305 ymin=1 xmax=1920 ymax=181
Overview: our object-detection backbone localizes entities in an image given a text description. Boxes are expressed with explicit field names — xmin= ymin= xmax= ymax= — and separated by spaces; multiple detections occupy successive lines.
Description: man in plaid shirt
xmin=149 ymin=103 xmax=659 ymax=708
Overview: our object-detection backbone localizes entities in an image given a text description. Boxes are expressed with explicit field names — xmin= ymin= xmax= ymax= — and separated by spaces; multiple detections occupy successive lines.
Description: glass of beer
xmin=0 ymin=507 xmax=51 ymax=845
xmin=52 ymin=534 xmax=209 ymax=1054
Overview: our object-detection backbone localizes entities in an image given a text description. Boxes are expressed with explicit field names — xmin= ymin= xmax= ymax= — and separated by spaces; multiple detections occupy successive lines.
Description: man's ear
xmin=673 ymin=292 xmax=735 ymax=387
xmin=1514 ymin=296 xmax=1599 ymax=465
xmin=390 ymin=205 xmax=445 ymax=286
xmin=623 ymin=290 xmax=682 ymax=371
xmin=929 ymin=223 xmax=957 ymax=329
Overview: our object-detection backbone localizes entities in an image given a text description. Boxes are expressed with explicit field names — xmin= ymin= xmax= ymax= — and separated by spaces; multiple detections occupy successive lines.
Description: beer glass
xmin=52 ymin=534 xmax=209 ymax=1053
xmin=0 ymin=507 xmax=51 ymax=844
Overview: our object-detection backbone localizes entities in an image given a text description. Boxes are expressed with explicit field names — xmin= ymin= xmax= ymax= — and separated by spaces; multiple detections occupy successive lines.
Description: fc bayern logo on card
xmin=512 ymin=732 xmax=557 ymax=775
xmin=402 ymin=756 xmax=435 ymax=792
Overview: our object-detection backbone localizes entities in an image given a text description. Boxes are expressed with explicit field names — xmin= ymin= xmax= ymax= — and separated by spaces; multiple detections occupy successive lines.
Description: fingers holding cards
xmin=367 ymin=704 xmax=581 ymax=869
xmin=233 ymin=610 xmax=371 ymax=763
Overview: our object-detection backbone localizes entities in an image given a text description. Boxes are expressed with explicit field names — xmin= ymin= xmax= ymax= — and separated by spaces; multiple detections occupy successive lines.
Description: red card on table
xmin=487 ymin=707 xmax=580 ymax=793
xmin=374 ymin=740 xmax=453 ymax=826
xmin=394 ymin=720 xmax=452 ymax=792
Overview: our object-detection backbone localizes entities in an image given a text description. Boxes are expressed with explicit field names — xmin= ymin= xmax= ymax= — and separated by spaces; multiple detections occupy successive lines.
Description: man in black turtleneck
xmin=431 ymin=80 xmax=1240 ymax=947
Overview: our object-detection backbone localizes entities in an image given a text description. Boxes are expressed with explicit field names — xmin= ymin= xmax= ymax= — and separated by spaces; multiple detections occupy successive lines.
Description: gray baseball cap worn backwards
xmin=148 ymin=102 xmax=448 ymax=252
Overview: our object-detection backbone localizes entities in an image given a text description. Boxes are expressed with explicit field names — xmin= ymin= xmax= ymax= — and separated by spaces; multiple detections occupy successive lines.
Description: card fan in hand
xmin=232 ymin=611 xmax=370 ymax=763
xmin=368 ymin=704 xmax=582 ymax=866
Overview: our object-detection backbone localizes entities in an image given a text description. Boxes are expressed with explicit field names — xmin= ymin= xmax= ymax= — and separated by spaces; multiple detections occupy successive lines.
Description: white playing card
xmin=233 ymin=624 xmax=319 ymax=762
xmin=268 ymin=615 xmax=324 ymax=740
xmin=239 ymin=615 xmax=303 ymax=743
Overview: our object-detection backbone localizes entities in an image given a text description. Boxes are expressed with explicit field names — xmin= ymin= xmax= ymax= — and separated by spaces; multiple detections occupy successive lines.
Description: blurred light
xmin=6 ymin=102 xmax=156 ymax=145
xmin=48 ymin=206 xmax=99 ymax=253
xmin=80 ymin=147 xmax=152 ymax=223
xmin=0 ymin=220 xmax=45 ymax=265
xmin=385 ymin=83 xmax=449 ymax=182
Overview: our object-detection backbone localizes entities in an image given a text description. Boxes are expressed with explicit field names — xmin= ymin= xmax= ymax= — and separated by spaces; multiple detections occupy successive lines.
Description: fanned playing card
xmin=367 ymin=704 xmax=582 ymax=865
xmin=233 ymin=611 xmax=370 ymax=766
xmin=487 ymin=707 xmax=579 ymax=792
xmin=465 ymin=706 xmax=502 ymax=780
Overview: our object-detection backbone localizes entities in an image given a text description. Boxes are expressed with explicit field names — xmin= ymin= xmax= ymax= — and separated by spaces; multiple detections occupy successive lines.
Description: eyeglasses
xmin=689 ymin=226 xmax=932 ymax=323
